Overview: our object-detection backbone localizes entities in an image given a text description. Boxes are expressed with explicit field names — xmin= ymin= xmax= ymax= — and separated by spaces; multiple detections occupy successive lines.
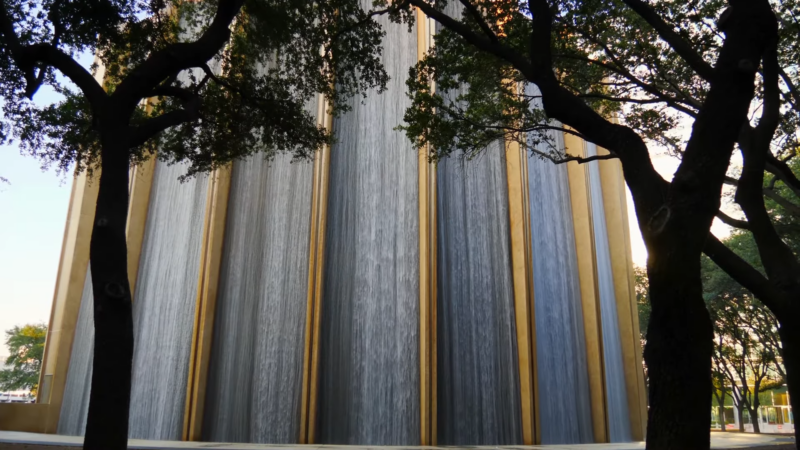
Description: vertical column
xmin=505 ymin=139 xmax=538 ymax=445
xmin=182 ymin=166 xmax=232 ymax=440
xmin=416 ymin=9 xmax=437 ymax=446
xmin=596 ymin=149 xmax=647 ymax=440
xmin=564 ymin=133 xmax=609 ymax=443
xmin=37 ymin=171 xmax=99 ymax=432
xmin=126 ymin=159 xmax=156 ymax=296
xmin=300 ymin=95 xmax=332 ymax=444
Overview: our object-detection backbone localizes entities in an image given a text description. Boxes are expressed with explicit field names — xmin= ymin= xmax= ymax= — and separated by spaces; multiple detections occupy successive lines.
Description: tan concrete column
xmin=596 ymin=149 xmax=648 ymax=441
xmin=300 ymin=94 xmax=331 ymax=444
xmin=183 ymin=166 xmax=232 ymax=441
xmin=564 ymin=134 xmax=609 ymax=443
xmin=506 ymin=139 xmax=539 ymax=445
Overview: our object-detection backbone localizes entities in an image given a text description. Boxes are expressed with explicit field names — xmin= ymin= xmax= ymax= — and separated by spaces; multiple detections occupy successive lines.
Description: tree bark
xmin=644 ymin=251 xmax=714 ymax=449
xmin=749 ymin=406 xmax=761 ymax=434
xmin=83 ymin=130 xmax=133 ymax=450
xmin=777 ymin=312 xmax=800 ymax=442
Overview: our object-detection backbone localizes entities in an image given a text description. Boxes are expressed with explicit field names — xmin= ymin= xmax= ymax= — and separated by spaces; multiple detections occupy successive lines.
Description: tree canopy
xmin=0 ymin=0 xmax=411 ymax=177
xmin=391 ymin=0 xmax=788 ymax=446
xmin=0 ymin=324 xmax=46 ymax=395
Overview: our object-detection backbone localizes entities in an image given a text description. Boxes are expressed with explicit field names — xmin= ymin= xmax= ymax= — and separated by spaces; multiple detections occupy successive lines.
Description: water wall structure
xmin=19 ymin=10 xmax=647 ymax=446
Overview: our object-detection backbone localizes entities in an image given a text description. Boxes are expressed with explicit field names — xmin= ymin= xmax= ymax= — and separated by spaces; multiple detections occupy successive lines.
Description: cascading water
xmin=201 ymin=148 xmax=315 ymax=442
xmin=436 ymin=145 xmax=522 ymax=445
xmin=585 ymin=142 xmax=632 ymax=442
xmin=57 ymin=160 xmax=208 ymax=439
xmin=316 ymin=8 xmax=420 ymax=445
xmin=127 ymin=160 xmax=208 ymax=440
xmin=57 ymin=269 xmax=94 ymax=436
xmin=526 ymin=85 xmax=594 ymax=444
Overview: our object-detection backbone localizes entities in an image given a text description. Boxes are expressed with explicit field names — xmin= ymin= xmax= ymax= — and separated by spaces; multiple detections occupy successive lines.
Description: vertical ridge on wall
xmin=57 ymin=162 xmax=155 ymax=437
xmin=526 ymin=87 xmax=594 ymax=444
xmin=586 ymin=142 xmax=632 ymax=442
xmin=436 ymin=145 xmax=522 ymax=445
xmin=56 ymin=269 xmax=94 ymax=436
xmin=416 ymin=9 xmax=436 ymax=446
xmin=564 ymin=131 xmax=610 ymax=443
xmin=201 ymin=149 xmax=314 ymax=442
xmin=317 ymin=5 xmax=420 ymax=443
xmin=128 ymin=161 xmax=208 ymax=440
xmin=301 ymin=95 xmax=332 ymax=444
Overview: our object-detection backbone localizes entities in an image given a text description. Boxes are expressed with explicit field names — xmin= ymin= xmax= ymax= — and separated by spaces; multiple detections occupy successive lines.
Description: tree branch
xmin=408 ymin=0 xmax=532 ymax=75
xmin=765 ymin=154 xmax=800 ymax=199
xmin=762 ymin=188 xmax=800 ymax=217
xmin=703 ymin=234 xmax=787 ymax=314
xmin=458 ymin=0 xmax=498 ymax=42
xmin=130 ymin=107 xmax=200 ymax=148
xmin=618 ymin=0 xmax=715 ymax=81
xmin=716 ymin=210 xmax=750 ymax=229
xmin=733 ymin=41 xmax=800 ymax=295
xmin=551 ymin=152 xmax=618 ymax=165
xmin=112 ymin=0 xmax=245 ymax=112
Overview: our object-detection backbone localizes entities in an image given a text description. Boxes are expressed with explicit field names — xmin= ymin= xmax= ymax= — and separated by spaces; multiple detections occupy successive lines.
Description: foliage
xmin=397 ymin=0 xmax=796 ymax=164
xmin=0 ymin=0 xmax=413 ymax=177
xmin=0 ymin=324 xmax=46 ymax=395
xmin=634 ymin=265 xmax=650 ymax=341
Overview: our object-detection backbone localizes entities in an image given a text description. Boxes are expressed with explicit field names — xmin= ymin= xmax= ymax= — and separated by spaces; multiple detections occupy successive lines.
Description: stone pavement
xmin=0 ymin=431 xmax=794 ymax=450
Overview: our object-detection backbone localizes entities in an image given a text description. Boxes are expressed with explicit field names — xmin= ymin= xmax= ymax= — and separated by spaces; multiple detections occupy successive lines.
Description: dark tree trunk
xmin=644 ymin=251 xmax=714 ymax=450
xmin=749 ymin=406 xmax=761 ymax=434
xmin=83 ymin=131 xmax=134 ymax=450
xmin=777 ymin=312 xmax=800 ymax=442
xmin=717 ymin=391 xmax=727 ymax=432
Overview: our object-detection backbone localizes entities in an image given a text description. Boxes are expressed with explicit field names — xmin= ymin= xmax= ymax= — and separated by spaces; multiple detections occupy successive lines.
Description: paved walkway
xmin=0 ymin=431 xmax=794 ymax=450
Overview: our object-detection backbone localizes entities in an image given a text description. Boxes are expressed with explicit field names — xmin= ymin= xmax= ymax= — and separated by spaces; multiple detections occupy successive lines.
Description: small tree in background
xmin=0 ymin=324 xmax=46 ymax=396
xmin=0 ymin=0 xmax=411 ymax=448
xmin=703 ymin=241 xmax=785 ymax=433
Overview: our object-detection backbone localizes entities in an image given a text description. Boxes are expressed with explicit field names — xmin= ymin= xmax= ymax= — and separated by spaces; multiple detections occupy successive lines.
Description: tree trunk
xmin=83 ymin=133 xmax=133 ymax=450
xmin=718 ymin=392 xmax=727 ymax=432
xmin=749 ymin=406 xmax=761 ymax=433
xmin=644 ymin=252 xmax=714 ymax=449
xmin=737 ymin=404 xmax=745 ymax=432
xmin=777 ymin=312 xmax=799 ymax=442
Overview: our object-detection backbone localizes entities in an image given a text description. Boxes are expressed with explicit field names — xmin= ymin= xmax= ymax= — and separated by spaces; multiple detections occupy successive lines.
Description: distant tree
xmin=0 ymin=324 xmax=46 ymax=395
xmin=390 ymin=0 xmax=791 ymax=445
xmin=0 ymin=0 xmax=409 ymax=448
xmin=703 ymin=240 xmax=785 ymax=434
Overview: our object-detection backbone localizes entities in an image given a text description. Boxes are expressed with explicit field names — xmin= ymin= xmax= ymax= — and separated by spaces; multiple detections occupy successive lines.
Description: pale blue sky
xmin=0 ymin=54 xmax=92 ymax=355
xmin=0 ymin=131 xmax=72 ymax=354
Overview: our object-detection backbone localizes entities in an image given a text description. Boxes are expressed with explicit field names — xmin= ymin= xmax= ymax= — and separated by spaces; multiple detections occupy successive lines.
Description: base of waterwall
xmin=0 ymin=431 xmax=794 ymax=450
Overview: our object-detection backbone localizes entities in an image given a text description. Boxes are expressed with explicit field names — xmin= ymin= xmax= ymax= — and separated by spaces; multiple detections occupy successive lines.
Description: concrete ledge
xmin=0 ymin=431 xmax=794 ymax=450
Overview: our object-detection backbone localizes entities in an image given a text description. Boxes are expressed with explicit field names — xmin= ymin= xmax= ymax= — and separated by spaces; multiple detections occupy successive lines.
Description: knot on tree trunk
xmin=648 ymin=204 xmax=672 ymax=234
xmin=104 ymin=282 xmax=127 ymax=299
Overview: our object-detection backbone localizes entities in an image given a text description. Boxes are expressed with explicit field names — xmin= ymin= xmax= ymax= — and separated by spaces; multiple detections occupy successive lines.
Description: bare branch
xmin=551 ymin=152 xmax=618 ymax=165
xmin=618 ymin=0 xmax=715 ymax=81
xmin=703 ymin=234 xmax=787 ymax=314
xmin=409 ymin=0 xmax=533 ymax=75
xmin=716 ymin=210 xmax=750 ymax=229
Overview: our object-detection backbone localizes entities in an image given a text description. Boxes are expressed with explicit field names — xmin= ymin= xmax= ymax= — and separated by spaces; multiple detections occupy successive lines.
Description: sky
xmin=0 ymin=54 xmax=91 ymax=356
xmin=0 ymin=134 xmax=72 ymax=355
